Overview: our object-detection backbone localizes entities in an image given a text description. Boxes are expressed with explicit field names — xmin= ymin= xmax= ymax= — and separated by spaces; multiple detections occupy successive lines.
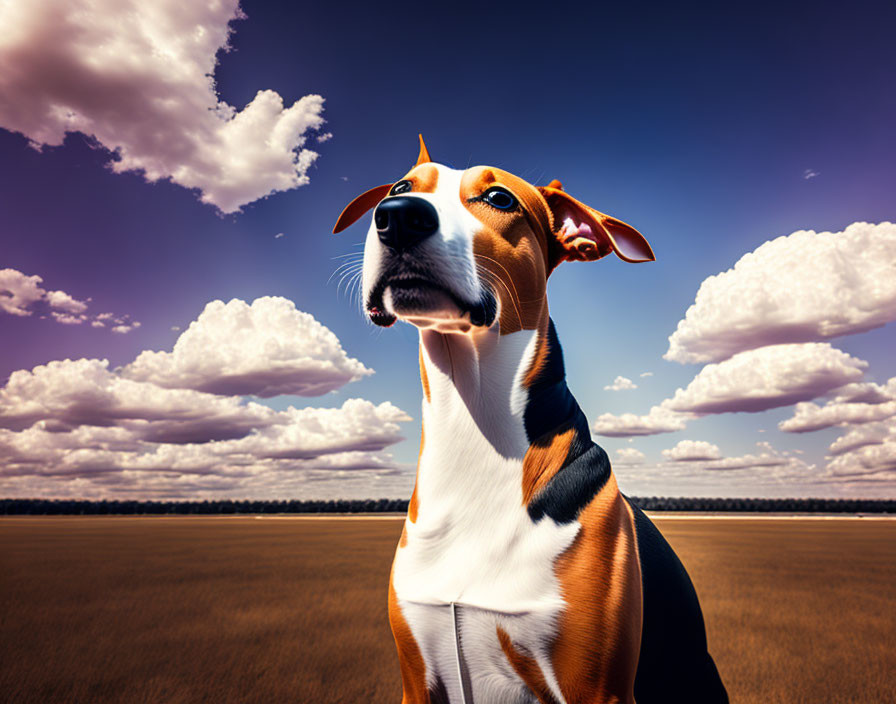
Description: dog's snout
xmin=374 ymin=196 xmax=439 ymax=251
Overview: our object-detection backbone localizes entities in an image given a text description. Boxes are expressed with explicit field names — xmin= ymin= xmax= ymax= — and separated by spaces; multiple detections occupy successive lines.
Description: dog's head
xmin=334 ymin=136 xmax=654 ymax=334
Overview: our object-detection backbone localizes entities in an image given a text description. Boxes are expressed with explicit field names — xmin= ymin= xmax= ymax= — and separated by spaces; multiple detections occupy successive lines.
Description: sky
xmin=1 ymin=0 xmax=894 ymax=500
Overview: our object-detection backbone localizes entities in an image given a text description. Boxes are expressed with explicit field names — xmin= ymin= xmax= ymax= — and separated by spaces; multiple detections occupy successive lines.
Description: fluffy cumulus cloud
xmin=0 ymin=267 xmax=136 ymax=330
xmin=662 ymin=440 xmax=721 ymax=462
xmin=0 ymin=393 xmax=408 ymax=478
xmin=0 ymin=269 xmax=46 ymax=316
xmin=604 ymin=375 xmax=637 ymax=391
xmin=593 ymin=404 xmax=690 ymax=437
xmin=778 ymin=378 xmax=896 ymax=433
xmin=703 ymin=453 xmax=790 ymax=471
xmin=825 ymin=420 xmax=896 ymax=482
xmin=614 ymin=448 xmax=645 ymax=465
xmin=0 ymin=299 xmax=410 ymax=498
xmin=594 ymin=343 xmax=867 ymax=437
xmin=0 ymin=0 xmax=326 ymax=213
xmin=0 ymin=358 xmax=277 ymax=440
xmin=773 ymin=379 xmax=896 ymax=485
xmin=665 ymin=222 xmax=896 ymax=364
xmin=611 ymin=440 xmax=819 ymax=497
xmin=44 ymin=289 xmax=87 ymax=314
xmin=828 ymin=422 xmax=893 ymax=457
xmin=666 ymin=343 xmax=867 ymax=415
xmin=123 ymin=297 xmax=371 ymax=397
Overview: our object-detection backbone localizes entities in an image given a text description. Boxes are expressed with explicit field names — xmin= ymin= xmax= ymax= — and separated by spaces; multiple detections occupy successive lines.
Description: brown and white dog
xmin=334 ymin=137 xmax=728 ymax=704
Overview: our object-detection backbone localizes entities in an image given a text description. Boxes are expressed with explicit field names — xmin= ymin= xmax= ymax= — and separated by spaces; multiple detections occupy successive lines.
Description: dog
xmin=334 ymin=136 xmax=728 ymax=704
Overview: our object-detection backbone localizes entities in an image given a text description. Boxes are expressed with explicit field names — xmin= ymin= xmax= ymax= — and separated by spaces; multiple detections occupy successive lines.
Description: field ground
xmin=1 ymin=516 xmax=894 ymax=703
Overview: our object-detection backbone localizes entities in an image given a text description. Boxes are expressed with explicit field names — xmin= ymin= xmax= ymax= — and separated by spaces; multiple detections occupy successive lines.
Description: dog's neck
xmin=413 ymin=315 xmax=608 ymax=524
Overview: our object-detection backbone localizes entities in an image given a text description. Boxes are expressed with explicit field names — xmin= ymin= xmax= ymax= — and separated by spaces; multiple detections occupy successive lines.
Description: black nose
xmin=374 ymin=196 xmax=439 ymax=251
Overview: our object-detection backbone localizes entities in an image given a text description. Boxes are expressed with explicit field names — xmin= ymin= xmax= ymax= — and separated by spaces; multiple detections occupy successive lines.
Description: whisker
xmin=332 ymin=251 xmax=365 ymax=259
xmin=476 ymin=264 xmax=522 ymax=328
xmin=329 ymin=261 xmax=363 ymax=287
xmin=473 ymin=253 xmax=526 ymax=311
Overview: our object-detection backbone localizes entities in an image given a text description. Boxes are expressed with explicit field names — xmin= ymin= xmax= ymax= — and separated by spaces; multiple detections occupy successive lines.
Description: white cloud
xmin=593 ymin=404 xmax=690 ymax=437
xmin=0 ymin=0 xmax=326 ymax=213
xmin=614 ymin=448 xmax=645 ymax=465
xmin=0 ymin=358 xmax=277 ymax=441
xmin=662 ymin=440 xmax=721 ymax=462
xmin=665 ymin=222 xmax=896 ymax=364
xmin=594 ymin=343 xmax=866 ymax=437
xmin=825 ymin=419 xmax=896 ymax=481
xmin=0 ymin=297 xmax=412 ymax=498
xmin=703 ymin=453 xmax=790 ymax=471
xmin=51 ymin=311 xmax=88 ymax=325
xmin=778 ymin=377 xmax=896 ymax=433
xmin=780 ymin=400 xmax=896 ymax=434
xmin=0 ymin=344 xmax=410 ymax=498
xmin=666 ymin=343 xmax=867 ymax=415
xmin=0 ymin=268 xmax=46 ymax=316
xmin=216 ymin=399 xmax=410 ymax=461
xmin=639 ymin=372 xmax=653 ymax=378
xmin=604 ymin=375 xmax=637 ymax=391
xmin=828 ymin=422 xmax=892 ymax=457
xmin=612 ymin=440 xmax=821 ymax=497
xmin=112 ymin=321 xmax=141 ymax=335
xmin=123 ymin=297 xmax=371 ymax=397
xmin=45 ymin=289 xmax=88 ymax=314
xmin=316 ymin=132 xmax=333 ymax=143
xmin=0 ymin=267 xmax=134 ymax=329
xmin=803 ymin=168 xmax=820 ymax=180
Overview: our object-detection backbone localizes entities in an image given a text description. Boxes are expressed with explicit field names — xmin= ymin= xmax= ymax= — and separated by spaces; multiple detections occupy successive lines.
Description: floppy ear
xmin=333 ymin=184 xmax=393 ymax=234
xmin=539 ymin=185 xmax=655 ymax=264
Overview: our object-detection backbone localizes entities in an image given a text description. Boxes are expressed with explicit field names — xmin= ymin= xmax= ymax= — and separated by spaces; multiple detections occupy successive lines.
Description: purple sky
xmin=1 ymin=0 xmax=895 ymax=500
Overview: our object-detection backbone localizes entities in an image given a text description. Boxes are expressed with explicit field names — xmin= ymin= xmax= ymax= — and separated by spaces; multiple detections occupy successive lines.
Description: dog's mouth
xmin=367 ymin=272 xmax=496 ymax=331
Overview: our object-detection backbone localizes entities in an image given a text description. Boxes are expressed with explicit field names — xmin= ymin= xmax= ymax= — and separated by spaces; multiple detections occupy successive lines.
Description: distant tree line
xmin=1 ymin=497 xmax=894 ymax=515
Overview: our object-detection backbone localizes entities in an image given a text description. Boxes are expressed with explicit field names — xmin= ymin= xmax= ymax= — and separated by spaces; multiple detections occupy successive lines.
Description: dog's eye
xmin=390 ymin=180 xmax=412 ymax=195
xmin=481 ymin=187 xmax=518 ymax=211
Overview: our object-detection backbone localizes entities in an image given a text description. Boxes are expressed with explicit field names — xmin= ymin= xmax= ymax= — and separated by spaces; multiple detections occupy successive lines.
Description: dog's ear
xmin=538 ymin=185 xmax=655 ymax=265
xmin=415 ymin=134 xmax=431 ymax=166
xmin=333 ymin=184 xmax=393 ymax=234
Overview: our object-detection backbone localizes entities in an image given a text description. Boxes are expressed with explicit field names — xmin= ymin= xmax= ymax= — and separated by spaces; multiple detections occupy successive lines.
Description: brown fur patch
xmin=522 ymin=318 xmax=551 ymax=388
xmin=403 ymin=163 xmax=440 ymax=194
xmin=521 ymin=426 xmax=576 ymax=505
xmin=550 ymin=475 xmax=642 ymax=703
xmin=496 ymin=627 xmax=562 ymax=704
xmin=462 ymin=167 xmax=552 ymax=334
xmin=419 ymin=348 xmax=431 ymax=402
xmin=408 ymin=426 xmax=423 ymax=524
xmin=388 ymin=574 xmax=429 ymax=703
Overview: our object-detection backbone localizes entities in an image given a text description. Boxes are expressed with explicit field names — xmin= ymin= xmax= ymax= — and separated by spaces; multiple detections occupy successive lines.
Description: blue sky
xmin=1 ymin=0 xmax=894 ymax=499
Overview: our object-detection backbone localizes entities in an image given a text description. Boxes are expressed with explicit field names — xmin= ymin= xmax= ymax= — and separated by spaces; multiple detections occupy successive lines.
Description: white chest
xmin=391 ymin=329 xmax=580 ymax=702
xmin=392 ymin=346 xmax=578 ymax=700
xmin=393 ymin=472 xmax=578 ymax=704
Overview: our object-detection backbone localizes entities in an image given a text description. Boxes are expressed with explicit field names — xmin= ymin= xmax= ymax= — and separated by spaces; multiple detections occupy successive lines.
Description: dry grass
xmin=1 ymin=516 xmax=893 ymax=703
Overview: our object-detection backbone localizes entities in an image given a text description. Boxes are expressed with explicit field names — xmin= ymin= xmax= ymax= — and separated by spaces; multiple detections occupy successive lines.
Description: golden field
xmin=1 ymin=515 xmax=894 ymax=703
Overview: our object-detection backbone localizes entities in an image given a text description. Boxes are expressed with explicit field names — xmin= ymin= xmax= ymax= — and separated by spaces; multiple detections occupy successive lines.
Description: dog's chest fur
xmin=391 ymin=330 xmax=579 ymax=703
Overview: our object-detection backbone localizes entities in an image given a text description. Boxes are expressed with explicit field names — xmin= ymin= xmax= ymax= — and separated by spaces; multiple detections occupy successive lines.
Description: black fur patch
xmin=627 ymin=498 xmax=729 ymax=702
xmin=525 ymin=319 xmax=611 ymax=524
xmin=428 ymin=675 xmax=450 ymax=704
